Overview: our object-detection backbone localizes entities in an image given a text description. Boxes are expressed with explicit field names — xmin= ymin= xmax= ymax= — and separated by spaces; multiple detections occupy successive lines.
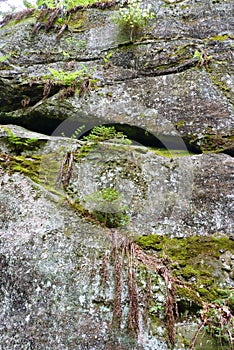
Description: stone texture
xmin=0 ymin=0 xmax=234 ymax=348
xmin=0 ymin=0 xmax=233 ymax=152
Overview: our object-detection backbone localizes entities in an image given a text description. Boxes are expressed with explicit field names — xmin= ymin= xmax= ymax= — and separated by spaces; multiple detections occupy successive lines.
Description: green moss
xmin=176 ymin=120 xmax=185 ymax=129
xmin=136 ymin=234 xmax=163 ymax=249
xmin=67 ymin=11 xmax=87 ymax=30
xmin=180 ymin=265 xmax=199 ymax=279
xmin=1 ymin=15 xmax=36 ymax=29
xmin=176 ymin=286 xmax=203 ymax=306
xmin=149 ymin=147 xmax=194 ymax=158
xmin=136 ymin=234 xmax=234 ymax=303
xmin=209 ymin=34 xmax=230 ymax=42
xmin=0 ymin=154 xmax=41 ymax=183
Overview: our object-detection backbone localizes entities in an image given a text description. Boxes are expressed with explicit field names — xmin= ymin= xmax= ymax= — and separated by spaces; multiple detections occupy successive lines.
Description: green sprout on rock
xmin=84 ymin=187 xmax=130 ymax=227
xmin=81 ymin=125 xmax=132 ymax=145
xmin=112 ymin=0 xmax=155 ymax=41
xmin=40 ymin=64 xmax=97 ymax=100
xmin=5 ymin=129 xmax=39 ymax=155
xmin=193 ymin=49 xmax=212 ymax=69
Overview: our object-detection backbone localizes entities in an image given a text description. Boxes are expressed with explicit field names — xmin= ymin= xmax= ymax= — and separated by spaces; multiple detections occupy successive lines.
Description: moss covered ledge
xmin=136 ymin=234 xmax=234 ymax=308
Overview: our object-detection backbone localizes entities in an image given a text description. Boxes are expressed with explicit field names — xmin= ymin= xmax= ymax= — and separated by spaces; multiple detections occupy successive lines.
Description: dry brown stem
xmin=127 ymin=243 xmax=139 ymax=336
xmin=62 ymin=152 xmax=74 ymax=189
xmin=56 ymin=23 xmax=68 ymax=40
xmin=45 ymin=8 xmax=60 ymax=31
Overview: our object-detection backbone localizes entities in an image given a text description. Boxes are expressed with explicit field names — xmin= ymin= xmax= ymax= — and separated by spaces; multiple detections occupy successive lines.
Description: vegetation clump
xmin=4 ymin=128 xmax=39 ymax=155
xmin=0 ymin=153 xmax=41 ymax=183
xmin=193 ymin=48 xmax=212 ymax=68
xmin=39 ymin=65 xmax=97 ymax=100
xmin=112 ymin=0 xmax=155 ymax=41
xmin=81 ymin=125 xmax=132 ymax=144
xmin=136 ymin=234 xmax=234 ymax=348
xmin=35 ymin=0 xmax=103 ymax=9
xmin=84 ymin=187 xmax=129 ymax=227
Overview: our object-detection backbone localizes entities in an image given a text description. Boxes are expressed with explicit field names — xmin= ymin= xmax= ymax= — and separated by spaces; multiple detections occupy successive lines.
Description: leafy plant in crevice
xmin=81 ymin=125 xmax=132 ymax=145
xmin=26 ymin=0 xmax=110 ymax=38
xmin=35 ymin=0 xmax=98 ymax=10
xmin=112 ymin=0 xmax=155 ymax=41
xmin=4 ymin=129 xmax=39 ymax=155
xmin=193 ymin=49 xmax=212 ymax=69
xmin=64 ymin=125 xmax=131 ymax=162
xmin=73 ymin=125 xmax=132 ymax=165
xmin=40 ymin=65 xmax=97 ymax=100
xmin=84 ymin=187 xmax=130 ymax=228
xmin=0 ymin=0 xmax=112 ymax=31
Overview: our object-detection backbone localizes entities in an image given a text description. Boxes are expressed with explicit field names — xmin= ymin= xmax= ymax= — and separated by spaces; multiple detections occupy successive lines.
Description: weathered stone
xmin=0 ymin=0 xmax=233 ymax=348
xmin=0 ymin=0 xmax=233 ymax=152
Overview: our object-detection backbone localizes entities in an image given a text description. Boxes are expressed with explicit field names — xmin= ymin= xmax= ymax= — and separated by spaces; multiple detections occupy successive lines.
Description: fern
xmin=47 ymin=65 xmax=88 ymax=85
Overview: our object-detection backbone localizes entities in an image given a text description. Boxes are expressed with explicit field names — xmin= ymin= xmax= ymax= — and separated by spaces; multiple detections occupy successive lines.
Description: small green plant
xmin=103 ymin=51 xmax=113 ymax=64
xmin=40 ymin=65 xmax=97 ymax=100
xmin=84 ymin=187 xmax=129 ymax=227
xmin=103 ymin=51 xmax=113 ymax=68
xmin=112 ymin=0 xmax=155 ymax=40
xmin=81 ymin=125 xmax=132 ymax=145
xmin=5 ymin=129 xmax=38 ymax=155
xmin=47 ymin=65 xmax=88 ymax=85
xmin=61 ymin=125 xmax=85 ymax=139
xmin=193 ymin=49 xmax=212 ymax=68
xmin=23 ymin=0 xmax=35 ymax=8
xmin=35 ymin=0 xmax=97 ymax=9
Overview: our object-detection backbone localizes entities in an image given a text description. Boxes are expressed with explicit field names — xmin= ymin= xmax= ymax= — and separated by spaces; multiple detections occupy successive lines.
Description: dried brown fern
xmin=62 ymin=151 xmax=74 ymax=189
xmin=56 ymin=23 xmax=68 ymax=40
xmin=108 ymin=236 xmax=180 ymax=345
xmin=45 ymin=8 xmax=60 ymax=31
xmin=160 ymin=266 xmax=178 ymax=346
xmin=43 ymin=79 xmax=53 ymax=99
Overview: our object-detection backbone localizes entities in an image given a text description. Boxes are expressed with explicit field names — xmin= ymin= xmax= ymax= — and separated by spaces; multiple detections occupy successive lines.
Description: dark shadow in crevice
xmin=0 ymin=117 xmax=202 ymax=154
xmin=0 ymin=111 xmax=66 ymax=135
xmin=222 ymin=149 xmax=234 ymax=157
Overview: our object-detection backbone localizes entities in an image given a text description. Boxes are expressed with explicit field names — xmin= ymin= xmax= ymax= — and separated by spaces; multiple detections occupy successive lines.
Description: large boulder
xmin=0 ymin=125 xmax=233 ymax=349
xmin=0 ymin=0 xmax=233 ymax=153
xmin=0 ymin=0 xmax=233 ymax=347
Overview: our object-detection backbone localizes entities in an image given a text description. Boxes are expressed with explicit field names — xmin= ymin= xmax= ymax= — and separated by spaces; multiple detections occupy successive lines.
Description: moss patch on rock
xmin=0 ymin=154 xmax=41 ymax=183
xmin=136 ymin=234 xmax=234 ymax=304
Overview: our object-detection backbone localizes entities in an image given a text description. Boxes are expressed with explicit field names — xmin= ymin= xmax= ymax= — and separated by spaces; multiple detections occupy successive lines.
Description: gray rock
xmin=0 ymin=0 xmax=233 ymax=152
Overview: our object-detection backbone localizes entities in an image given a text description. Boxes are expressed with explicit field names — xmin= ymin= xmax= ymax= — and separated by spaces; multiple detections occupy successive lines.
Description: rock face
xmin=0 ymin=0 xmax=233 ymax=153
xmin=0 ymin=0 xmax=234 ymax=349
xmin=0 ymin=125 xmax=233 ymax=349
